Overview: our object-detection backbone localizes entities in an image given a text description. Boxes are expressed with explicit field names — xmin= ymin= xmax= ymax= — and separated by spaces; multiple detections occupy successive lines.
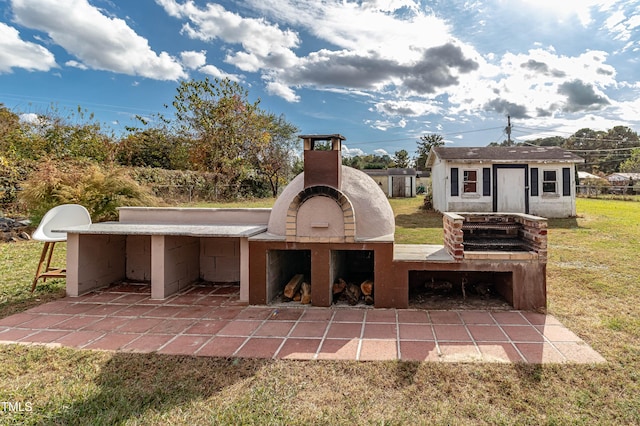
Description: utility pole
xmin=505 ymin=115 xmax=512 ymax=146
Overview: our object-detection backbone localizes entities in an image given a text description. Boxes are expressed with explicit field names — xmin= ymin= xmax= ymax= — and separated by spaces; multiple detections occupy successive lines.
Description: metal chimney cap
xmin=298 ymin=134 xmax=346 ymax=141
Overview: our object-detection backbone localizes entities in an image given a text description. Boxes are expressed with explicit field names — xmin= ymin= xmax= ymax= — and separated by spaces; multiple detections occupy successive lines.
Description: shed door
xmin=496 ymin=168 xmax=526 ymax=213
xmin=392 ymin=176 xmax=405 ymax=197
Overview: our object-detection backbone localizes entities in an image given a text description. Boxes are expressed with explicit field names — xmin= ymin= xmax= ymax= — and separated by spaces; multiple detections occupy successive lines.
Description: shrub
xmin=0 ymin=157 xmax=21 ymax=210
xmin=127 ymin=167 xmax=216 ymax=203
xmin=20 ymin=159 xmax=162 ymax=223
xmin=0 ymin=157 xmax=36 ymax=215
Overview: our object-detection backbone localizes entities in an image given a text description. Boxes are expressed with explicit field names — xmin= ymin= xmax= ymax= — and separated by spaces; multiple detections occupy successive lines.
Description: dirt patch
xmin=408 ymin=293 xmax=513 ymax=311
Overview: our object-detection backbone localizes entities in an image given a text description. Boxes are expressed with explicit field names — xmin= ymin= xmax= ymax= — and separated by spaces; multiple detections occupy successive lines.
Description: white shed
xmin=362 ymin=168 xmax=418 ymax=197
xmin=426 ymin=146 xmax=584 ymax=218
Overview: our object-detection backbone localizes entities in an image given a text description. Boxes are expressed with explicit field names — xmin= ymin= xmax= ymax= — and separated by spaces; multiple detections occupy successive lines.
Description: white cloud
xmin=19 ymin=112 xmax=40 ymax=124
xmin=247 ymin=0 xmax=449 ymax=60
xmin=180 ymin=50 xmax=207 ymax=69
xmin=374 ymin=148 xmax=389 ymax=156
xmin=265 ymin=80 xmax=300 ymax=102
xmin=341 ymin=144 xmax=365 ymax=158
xmin=198 ymin=64 xmax=239 ymax=81
xmin=155 ymin=0 xmax=481 ymax=104
xmin=65 ymin=60 xmax=88 ymax=70
xmin=448 ymin=47 xmax=617 ymax=122
xmin=155 ymin=0 xmax=299 ymax=71
xmin=373 ymin=100 xmax=442 ymax=117
xmin=0 ymin=22 xmax=57 ymax=73
xmin=12 ymin=0 xmax=186 ymax=80
xmin=515 ymin=0 xmax=603 ymax=26
xmin=602 ymin=4 xmax=640 ymax=47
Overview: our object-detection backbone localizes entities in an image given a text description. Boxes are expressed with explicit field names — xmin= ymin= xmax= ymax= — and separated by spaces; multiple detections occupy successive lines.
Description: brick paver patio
xmin=0 ymin=283 xmax=605 ymax=363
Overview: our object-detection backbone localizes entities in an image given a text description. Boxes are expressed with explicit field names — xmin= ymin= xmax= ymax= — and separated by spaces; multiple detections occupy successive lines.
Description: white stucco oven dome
xmin=267 ymin=165 xmax=395 ymax=241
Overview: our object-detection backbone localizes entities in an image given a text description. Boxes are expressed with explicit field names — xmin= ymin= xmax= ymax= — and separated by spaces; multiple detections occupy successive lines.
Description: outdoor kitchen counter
xmin=57 ymin=223 xmax=267 ymax=301
xmin=56 ymin=222 xmax=267 ymax=238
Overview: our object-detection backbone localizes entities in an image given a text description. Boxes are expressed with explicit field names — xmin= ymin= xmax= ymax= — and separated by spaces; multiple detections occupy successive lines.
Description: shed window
xmin=463 ymin=170 xmax=478 ymax=193
xmin=543 ymin=170 xmax=557 ymax=193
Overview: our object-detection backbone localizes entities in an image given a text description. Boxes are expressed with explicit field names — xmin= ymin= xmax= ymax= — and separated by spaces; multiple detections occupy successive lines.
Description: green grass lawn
xmin=1 ymin=197 xmax=639 ymax=424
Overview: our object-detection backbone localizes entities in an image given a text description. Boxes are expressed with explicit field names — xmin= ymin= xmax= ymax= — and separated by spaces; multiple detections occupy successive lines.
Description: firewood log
xmin=333 ymin=278 xmax=347 ymax=295
xmin=360 ymin=280 xmax=373 ymax=296
xmin=345 ymin=282 xmax=362 ymax=305
xmin=332 ymin=278 xmax=346 ymax=303
xmin=360 ymin=279 xmax=374 ymax=305
xmin=300 ymin=282 xmax=311 ymax=304
xmin=293 ymin=292 xmax=302 ymax=302
xmin=283 ymin=274 xmax=304 ymax=301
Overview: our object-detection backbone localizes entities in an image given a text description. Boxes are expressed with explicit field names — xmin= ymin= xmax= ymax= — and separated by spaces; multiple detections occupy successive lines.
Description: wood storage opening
xmin=330 ymin=250 xmax=374 ymax=306
xmin=408 ymin=270 xmax=513 ymax=310
xmin=266 ymin=250 xmax=311 ymax=304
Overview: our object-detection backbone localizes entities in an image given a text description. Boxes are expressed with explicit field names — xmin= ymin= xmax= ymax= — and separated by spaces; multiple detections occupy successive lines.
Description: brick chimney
xmin=300 ymin=134 xmax=345 ymax=190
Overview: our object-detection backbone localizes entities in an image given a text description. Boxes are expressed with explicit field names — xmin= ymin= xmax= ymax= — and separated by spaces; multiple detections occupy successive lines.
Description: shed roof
xmin=427 ymin=146 xmax=584 ymax=166
xmin=362 ymin=168 xmax=416 ymax=176
xmin=578 ymin=171 xmax=604 ymax=180
xmin=607 ymin=172 xmax=640 ymax=181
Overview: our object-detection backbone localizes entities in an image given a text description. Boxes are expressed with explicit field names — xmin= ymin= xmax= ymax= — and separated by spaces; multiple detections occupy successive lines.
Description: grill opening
xmin=408 ymin=270 xmax=513 ymax=309
xmin=331 ymin=250 xmax=374 ymax=305
xmin=462 ymin=220 xmax=529 ymax=252
xmin=266 ymin=250 xmax=311 ymax=304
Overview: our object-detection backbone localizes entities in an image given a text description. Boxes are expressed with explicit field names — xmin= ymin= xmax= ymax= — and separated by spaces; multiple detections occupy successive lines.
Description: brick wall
xmin=442 ymin=212 xmax=465 ymax=261
xmin=515 ymin=216 xmax=548 ymax=262
xmin=442 ymin=212 xmax=547 ymax=263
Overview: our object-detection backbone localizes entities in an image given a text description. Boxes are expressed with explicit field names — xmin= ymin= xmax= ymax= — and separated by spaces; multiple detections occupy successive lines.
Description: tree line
xmin=345 ymin=129 xmax=640 ymax=176
xmin=1 ymin=77 xmax=300 ymax=200
xmin=343 ymin=134 xmax=445 ymax=171
xmin=490 ymin=126 xmax=640 ymax=175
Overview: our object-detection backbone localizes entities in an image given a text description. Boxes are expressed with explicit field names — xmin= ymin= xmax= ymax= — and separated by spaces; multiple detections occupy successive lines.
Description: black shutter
xmin=530 ymin=168 xmax=539 ymax=196
xmin=451 ymin=168 xmax=459 ymax=196
xmin=562 ymin=167 xmax=571 ymax=196
xmin=482 ymin=168 xmax=491 ymax=196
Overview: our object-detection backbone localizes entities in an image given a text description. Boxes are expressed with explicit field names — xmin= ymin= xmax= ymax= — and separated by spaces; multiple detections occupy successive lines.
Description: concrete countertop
xmin=55 ymin=222 xmax=268 ymax=238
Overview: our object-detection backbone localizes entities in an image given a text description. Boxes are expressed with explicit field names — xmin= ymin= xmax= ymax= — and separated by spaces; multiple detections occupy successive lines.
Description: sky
xmin=1 ymin=0 xmax=639 ymax=158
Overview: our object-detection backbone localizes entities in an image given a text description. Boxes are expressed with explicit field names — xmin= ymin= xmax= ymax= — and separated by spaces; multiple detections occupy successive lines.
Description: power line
xmin=564 ymin=146 xmax=640 ymax=152
xmin=346 ymin=126 xmax=504 ymax=146
xmin=513 ymin=125 xmax=640 ymax=144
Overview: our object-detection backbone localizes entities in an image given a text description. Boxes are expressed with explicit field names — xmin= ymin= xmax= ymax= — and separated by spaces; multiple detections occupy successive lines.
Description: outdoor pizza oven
xmin=248 ymin=134 xmax=396 ymax=307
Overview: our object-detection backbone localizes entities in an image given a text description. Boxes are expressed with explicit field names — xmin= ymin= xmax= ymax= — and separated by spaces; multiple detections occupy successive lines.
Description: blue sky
xmin=1 ymin=0 xmax=639 ymax=157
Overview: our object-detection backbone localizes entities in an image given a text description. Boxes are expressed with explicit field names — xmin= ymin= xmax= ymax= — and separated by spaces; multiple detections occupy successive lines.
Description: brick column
xmin=442 ymin=212 xmax=465 ymax=261
xmin=516 ymin=216 xmax=548 ymax=263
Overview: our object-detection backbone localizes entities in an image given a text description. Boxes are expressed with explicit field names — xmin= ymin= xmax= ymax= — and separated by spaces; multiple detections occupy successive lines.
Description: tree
xmin=0 ymin=104 xmax=26 ymax=158
xmin=565 ymin=126 xmax=639 ymax=174
xmin=620 ymin=148 xmax=640 ymax=173
xmin=357 ymin=154 xmax=393 ymax=169
xmin=600 ymin=126 xmax=640 ymax=173
xmin=393 ymin=149 xmax=411 ymax=168
xmin=526 ymin=136 xmax=565 ymax=147
xmin=170 ymin=77 xmax=270 ymax=198
xmin=19 ymin=105 xmax=114 ymax=162
xmin=117 ymin=127 xmax=189 ymax=170
xmin=343 ymin=155 xmax=363 ymax=169
xmin=415 ymin=134 xmax=444 ymax=170
xmin=252 ymin=113 xmax=299 ymax=197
